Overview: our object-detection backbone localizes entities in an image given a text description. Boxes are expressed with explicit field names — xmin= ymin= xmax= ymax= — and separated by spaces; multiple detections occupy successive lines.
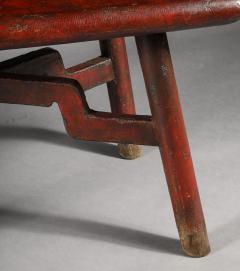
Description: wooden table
xmin=0 ymin=0 xmax=239 ymax=257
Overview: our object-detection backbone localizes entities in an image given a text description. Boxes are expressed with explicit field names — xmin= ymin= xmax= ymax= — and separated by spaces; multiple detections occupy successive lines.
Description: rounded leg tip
xmin=180 ymin=230 xmax=210 ymax=257
xmin=118 ymin=144 xmax=141 ymax=160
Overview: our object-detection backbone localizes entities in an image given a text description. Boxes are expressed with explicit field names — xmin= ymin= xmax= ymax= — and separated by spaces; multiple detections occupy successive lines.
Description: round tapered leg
xmin=100 ymin=38 xmax=141 ymax=159
xmin=136 ymin=33 xmax=210 ymax=257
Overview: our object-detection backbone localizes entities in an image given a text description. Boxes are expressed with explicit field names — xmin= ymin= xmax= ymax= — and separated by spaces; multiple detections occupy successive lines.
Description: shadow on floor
xmin=0 ymin=126 xmax=179 ymax=255
xmin=210 ymin=212 xmax=240 ymax=253
xmin=0 ymin=207 xmax=182 ymax=256
xmin=0 ymin=125 xmax=120 ymax=158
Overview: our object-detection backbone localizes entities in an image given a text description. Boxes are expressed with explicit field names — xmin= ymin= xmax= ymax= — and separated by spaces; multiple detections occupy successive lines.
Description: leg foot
xmin=118 ymin=143 xmax=141 ymax=160
xmin=136 ymin=33 xmax=210 ymax=257
xmin=117 ymin=144 xmax=141 ymax=160
xmin=179 ymin=225 xmax=210 ymax=257
xmin=100 ymin=38 xmax=141 ymax=159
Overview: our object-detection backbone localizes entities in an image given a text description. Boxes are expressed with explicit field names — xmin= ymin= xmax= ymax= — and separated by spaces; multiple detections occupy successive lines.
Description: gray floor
xmin=0 ymin=22 xmax=239 ymax=270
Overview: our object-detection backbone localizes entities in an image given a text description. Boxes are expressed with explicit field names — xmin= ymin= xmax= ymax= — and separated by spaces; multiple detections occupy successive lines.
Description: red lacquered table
xmin=0 ymin=0 xmax=239 ymax=257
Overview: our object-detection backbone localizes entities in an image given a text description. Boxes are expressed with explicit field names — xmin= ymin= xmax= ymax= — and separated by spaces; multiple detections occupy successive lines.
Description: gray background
xmin=0 ymin=22 xmax=239 ymax=270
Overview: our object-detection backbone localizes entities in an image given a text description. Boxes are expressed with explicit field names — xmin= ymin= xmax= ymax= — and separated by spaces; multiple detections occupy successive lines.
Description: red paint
xmin=136 ymin=33 xmax=210 ymax=256
xmin=0 ymin=0 xmax=239 ymax=258
xmin=0 ymin=48 xmax=114 ymax=90
xmin=0 ymin=0 xmax=239 ymax=50
xmin=100 ymin=38 xmax=141 ymax=156
xmin=0 ymin=49 xmax=156 ymax=145
xmin=66 ymin=57 xmax=114 ymax=91
xmin=100 ymin=38 xmax=136 ymax=115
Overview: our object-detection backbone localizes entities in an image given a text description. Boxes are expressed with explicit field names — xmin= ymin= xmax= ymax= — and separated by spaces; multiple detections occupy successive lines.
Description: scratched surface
xmin=0 ymin=23 xmax=240 ymax=269
xmin=0 ymin=0 xmax=239 ymax=49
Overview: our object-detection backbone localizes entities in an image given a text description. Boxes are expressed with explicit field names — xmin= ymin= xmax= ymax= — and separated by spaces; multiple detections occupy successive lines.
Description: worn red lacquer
xmin=0 ymin=0 xmax=240 ymax=49
xmin=0 ymin=0 xmax=239 ymax=257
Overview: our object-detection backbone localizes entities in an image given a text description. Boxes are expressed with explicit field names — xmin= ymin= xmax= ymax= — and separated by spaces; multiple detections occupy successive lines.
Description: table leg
xmin=136 ymin=33 xmax=210 ymax=257
xmin=100 ymin=38 xmax=141 ymax=159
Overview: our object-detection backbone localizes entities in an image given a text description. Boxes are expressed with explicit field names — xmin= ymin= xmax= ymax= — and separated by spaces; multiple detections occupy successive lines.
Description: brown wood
xmin=0 ymin=0 xmax=239 ymax=50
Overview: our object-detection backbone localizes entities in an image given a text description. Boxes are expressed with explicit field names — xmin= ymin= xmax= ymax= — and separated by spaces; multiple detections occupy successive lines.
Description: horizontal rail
xmin=0 ymin=74 xmax=157 ymax=145
xmin=0 ymin=48 xmax=115 ymax=91
xmin=66 ymin=57 xmax=114 ymax=91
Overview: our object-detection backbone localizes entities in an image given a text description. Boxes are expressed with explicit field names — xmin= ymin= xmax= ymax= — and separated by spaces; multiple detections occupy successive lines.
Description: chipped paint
xmin=1 ymin=0 xmax=239 ymax=50
xmin=9 ymin=24 xmax=28 ymax=32
xmin=136 ymin=33 xmax=210 ymax=257
xmin=0 ymin=47 xmax=157 ymax=146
